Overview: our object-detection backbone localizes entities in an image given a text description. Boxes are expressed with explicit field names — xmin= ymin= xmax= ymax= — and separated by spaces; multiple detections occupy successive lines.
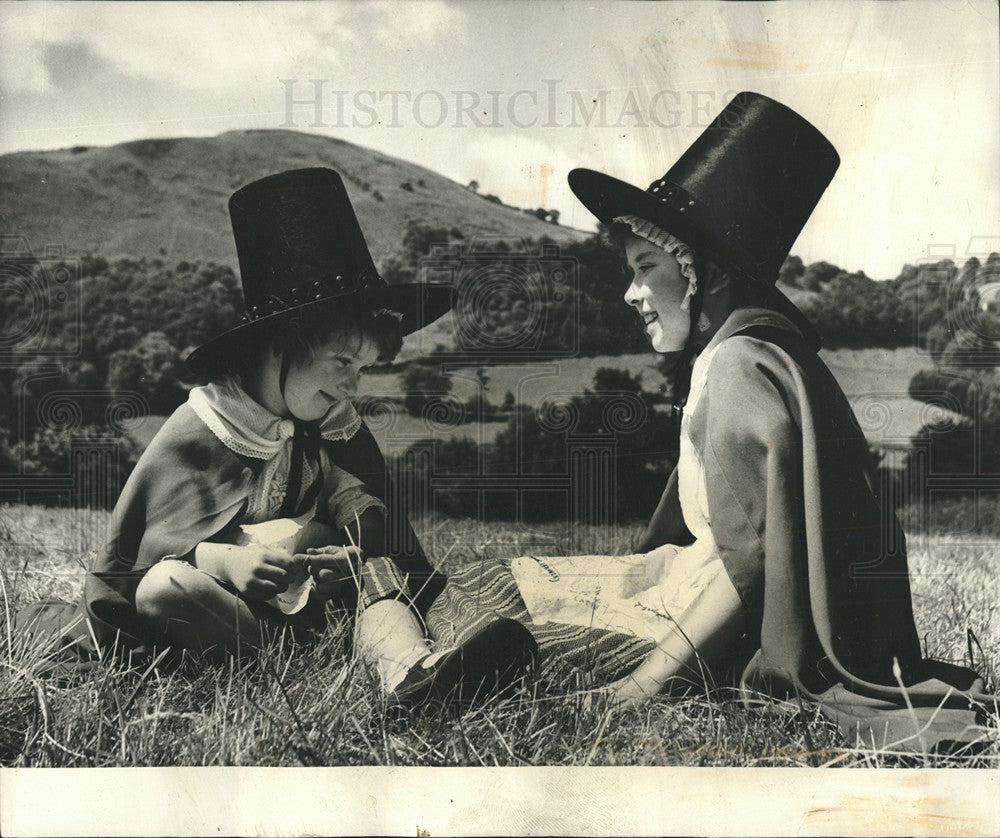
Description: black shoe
xmin=386 ymin=618 xmax=537 ymax=713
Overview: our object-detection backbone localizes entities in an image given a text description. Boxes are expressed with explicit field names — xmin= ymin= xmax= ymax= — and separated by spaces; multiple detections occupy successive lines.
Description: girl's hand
xmin=297 ymin=545 xmax=363 ymax=600
xmin=225 ymin=544 xmax=303 ymax=600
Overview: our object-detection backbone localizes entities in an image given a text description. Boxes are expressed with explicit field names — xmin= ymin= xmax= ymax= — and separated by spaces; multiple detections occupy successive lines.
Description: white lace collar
xmin=187 ymin=376 xmax=362 ymax=460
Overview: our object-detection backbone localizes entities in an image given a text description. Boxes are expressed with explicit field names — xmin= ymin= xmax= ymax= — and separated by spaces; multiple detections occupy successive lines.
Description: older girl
xmin=426 ymin=93 xmax=993 ymax=748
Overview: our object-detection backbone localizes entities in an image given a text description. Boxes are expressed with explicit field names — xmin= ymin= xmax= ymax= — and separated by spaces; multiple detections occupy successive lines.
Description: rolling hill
xmin=0 ymin=130 xmax=585 ymax=268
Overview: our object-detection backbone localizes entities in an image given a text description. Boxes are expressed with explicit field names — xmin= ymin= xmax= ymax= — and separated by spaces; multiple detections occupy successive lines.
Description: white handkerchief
xmin=267 ymin=576 xmax=315 ymax=616
xmin=236 ymin=515 xmax=314 ymax=615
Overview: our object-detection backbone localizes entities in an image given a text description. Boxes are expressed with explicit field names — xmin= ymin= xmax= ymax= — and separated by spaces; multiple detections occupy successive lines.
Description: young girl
xmin=424 ymin=93 xmax=995 ymax=749
xmin=20 ymin=168 xmax=536 ymax=710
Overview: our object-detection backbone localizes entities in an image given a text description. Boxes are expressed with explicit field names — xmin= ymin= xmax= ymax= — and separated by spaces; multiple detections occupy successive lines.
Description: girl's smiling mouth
xmin=642 ymin=311 xmax=659 ymax=326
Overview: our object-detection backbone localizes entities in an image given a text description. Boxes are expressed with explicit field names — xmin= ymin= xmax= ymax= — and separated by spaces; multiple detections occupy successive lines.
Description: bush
xmin=1 ymin=424 xmax=140 ymax=508
xmin=107 ymin=331 xmax=187 ymax=415
xmin=461 ymin=395 xmax=506 ymax=423
xmin=400 ymin=363 xmax=453 ymax=417
xmin=904 ymin=254 xmax=1000 ymax=488
xmin=390 ymin=369 xmax=674 ymax=524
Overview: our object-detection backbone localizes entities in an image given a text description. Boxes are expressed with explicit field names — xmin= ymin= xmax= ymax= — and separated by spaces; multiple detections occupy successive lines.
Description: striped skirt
xmin=425 ymin=556 xmax=655 ymax=690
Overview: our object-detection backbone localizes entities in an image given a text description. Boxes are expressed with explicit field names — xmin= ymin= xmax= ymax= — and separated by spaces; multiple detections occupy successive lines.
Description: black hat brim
xmin=569 ymin=167 xmax=820 ymax=346
xmin=569 ymin=167 xmax=676 ymax=228
xmin=568 ymin=167 xmax=741 ymax=281
xmin=385 ymin=282 xmax=455 ymax=336
xmin=185 ymin=283 xmax=453 ymax=376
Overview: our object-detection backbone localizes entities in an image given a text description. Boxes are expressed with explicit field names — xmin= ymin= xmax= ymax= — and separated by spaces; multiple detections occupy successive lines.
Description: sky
xmin=1 ymin=0 xmax=997 ymax=279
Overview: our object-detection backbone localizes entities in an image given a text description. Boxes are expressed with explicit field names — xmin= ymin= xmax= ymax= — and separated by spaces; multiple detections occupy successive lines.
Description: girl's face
xmin=623 ymin=234 xmax=690 ymax=353
xmin=281 ymin=332 xmax=380 ymax=421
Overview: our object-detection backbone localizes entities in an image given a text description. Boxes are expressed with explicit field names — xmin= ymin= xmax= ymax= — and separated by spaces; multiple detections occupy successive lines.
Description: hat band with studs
xmin=644 ymin=176 xmax=755 ymax=278
xmin=240 ymin=267 xmax=384 ymax=324
xmin=647 ymin=178 xmax=697 ymax=213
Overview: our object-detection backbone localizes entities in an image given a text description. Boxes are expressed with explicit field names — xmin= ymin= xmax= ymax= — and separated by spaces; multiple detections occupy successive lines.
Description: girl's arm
xmin=294 ymin=508 xmax=385 ymax=556
xmin=606 ymin=565 xmax=745 ymax=705
xmin=293 ymin=519 xmax=342 ymax=552
xmin=343 ymin=506 xmax=386 ymax=556
xmin=613 ymin=339 xmax=802 ymax=704
xmin=294 ymin=509 xmax=385 ymax=600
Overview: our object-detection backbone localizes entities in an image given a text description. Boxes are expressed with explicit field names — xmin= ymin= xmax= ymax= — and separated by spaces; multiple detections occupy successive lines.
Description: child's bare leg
xmin=355 ymin=598 xmax=431 ymax=693
xmin=135 ymin=560 xmax=266 ymax=660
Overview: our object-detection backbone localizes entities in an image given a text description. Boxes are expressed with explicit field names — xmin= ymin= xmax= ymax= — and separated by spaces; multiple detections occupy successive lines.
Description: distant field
xmin=125 ymin=346 xmax=942 ymax=454
xmin=818 ymin=346 xmax=946 ymax=447
xmin=361 ymin=345 xmax=943 ymax=451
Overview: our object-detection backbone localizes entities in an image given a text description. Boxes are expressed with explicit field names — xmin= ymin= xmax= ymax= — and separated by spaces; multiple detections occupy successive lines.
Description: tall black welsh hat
xmin=187 ymin=168 xmax=453 ymax=374
xmin=568 ymin=91 xmax=839 ymax=319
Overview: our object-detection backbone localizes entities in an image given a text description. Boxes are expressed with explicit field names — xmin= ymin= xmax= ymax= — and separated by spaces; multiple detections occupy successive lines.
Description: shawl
xmin=187 ymin=376 xmax=363 ymax=459
xmin=638 ymin=307 xmax=996 ymax=751
xmin=187 ymin=379 xmax=382 ymax=526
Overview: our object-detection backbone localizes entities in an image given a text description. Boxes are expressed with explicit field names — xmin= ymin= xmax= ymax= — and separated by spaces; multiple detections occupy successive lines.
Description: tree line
xmin=2 ymin=233 xmax=997 ymax=516
xmin=901 ymin=253 xmax=1000 ymax=484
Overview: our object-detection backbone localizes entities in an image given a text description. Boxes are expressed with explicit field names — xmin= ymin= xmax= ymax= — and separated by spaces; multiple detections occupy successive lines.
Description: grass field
xmin=1 ymin=505 xmax=996 ymax=768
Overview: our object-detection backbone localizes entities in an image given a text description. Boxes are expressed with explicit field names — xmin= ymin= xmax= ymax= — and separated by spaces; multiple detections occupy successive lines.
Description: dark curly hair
xmin=196 ymin=297 xmax=404 ymax=382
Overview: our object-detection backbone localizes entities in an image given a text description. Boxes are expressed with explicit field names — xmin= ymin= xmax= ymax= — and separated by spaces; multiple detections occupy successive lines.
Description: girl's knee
xmin=135 ymin=561 xmax=258 ymax=658
xmin=135 ymin=560 xmax=201 ymax=622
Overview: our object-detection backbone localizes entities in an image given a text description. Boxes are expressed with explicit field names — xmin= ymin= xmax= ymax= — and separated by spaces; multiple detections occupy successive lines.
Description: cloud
xmin=460 ymin=132 xmax=600 ymax=226
xmin=1 ymin=3 xmax=334 ymax=93
xmin=367 ymin=1 xmax=466 ymax=45
xmin=0 ymin=1 xmax=463 ymax=96
xmin=0 ymin=4 xmax=70 ymax=93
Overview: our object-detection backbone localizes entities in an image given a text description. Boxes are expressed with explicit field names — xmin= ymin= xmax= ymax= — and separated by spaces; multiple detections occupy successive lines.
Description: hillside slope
xmin=0 ymin=130 xmax=584 ymax=269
